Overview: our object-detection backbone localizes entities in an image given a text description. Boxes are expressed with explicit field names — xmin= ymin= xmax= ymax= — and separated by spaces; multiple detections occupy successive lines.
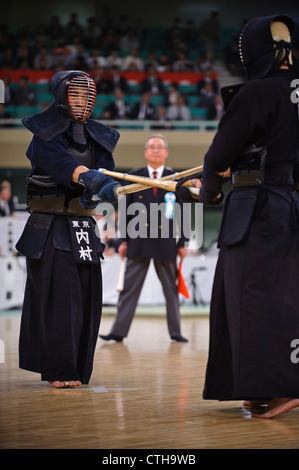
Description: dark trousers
xmin=19 ymin=230 xmax=102 ymax=384
xmin=110 ymin=257 xmax=182 ymax=337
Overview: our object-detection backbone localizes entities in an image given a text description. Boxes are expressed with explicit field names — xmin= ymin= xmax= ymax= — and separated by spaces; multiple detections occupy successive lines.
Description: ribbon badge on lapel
xmin=164 ymin=192 xmax=176 ymax=219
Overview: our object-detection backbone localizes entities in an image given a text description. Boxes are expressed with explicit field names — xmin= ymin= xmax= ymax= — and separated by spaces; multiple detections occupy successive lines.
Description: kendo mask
xmin=50 ymin=70 xmax=97 ymax=143
xmin=239 ymin=15 xmax=297 ymax=80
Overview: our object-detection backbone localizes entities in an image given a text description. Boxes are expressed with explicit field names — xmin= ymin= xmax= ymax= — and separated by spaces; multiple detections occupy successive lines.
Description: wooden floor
xmin=1 ymin=310 xmax=299 ymax=451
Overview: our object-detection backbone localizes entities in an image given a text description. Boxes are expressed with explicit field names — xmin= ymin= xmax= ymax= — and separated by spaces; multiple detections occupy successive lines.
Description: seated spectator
xmin=65 ymin=43 xmax=89 ymax=70
xmin=34 ymin=45 xmax=52 ymax=69
xmin=84 ymin=17 xmax=102 ymax=49
xmin=119 ymin=28 xmax=140 ymax=53
xmin=87 ymin=48 xmax=107 ymax=69
xmin=46 ymin=16 xmax=64 ymax=42
xmin=0 ymin=180 xmax=15 ymax=216
xmin=166 ymin=94 xmax=191 ymax=120
xmin=197 ymin=67 xmax=219 ymax=93
xmin=0 ymin=47 xmax=17 ymax=69
xmin=65 ymin=12 xmax=84 ymax=42
xmin=193 ymin=51 xmax=212 ymax=72
xmin=51 ymin=38 xmax=71 ymax=69
xmin=164 ymin=82 xmax=180 ymax=106
xmin=93 ymin=66 xmax=110 ymax=94
xmin=101 ymin=27 xmax=120 ymax=53
xmin=141 ymin=65 xmax=164 ymax=95
xmin=15 ymin=46 xmax=34 ymax=69
xmin=13 ymin=75 xmax=37 ymax=106
xmin=172 ymin=51 xmax=193 ymax=72
xmin=106 ymin=65 xmax=128 ymax=94
xmin=122 ymin=48 xmax=144 ymax=71
xmin=183 ymin=19 xmax=197 ymax=44
xmin=104 ymin=90 xmax=131 ymax=119
xmin=157 ymin=52 xmax=173 ymax=72
xmin=198 ymin=82 xmax=216 ymax=114
xmin=144 ymin=51 xmax=159 ymax=70
xmin=106 ymin=49 xmax=123 ymax=70
xmin=131 ymin=92 xmax=156 ymax=120
xmin=134 ymin=17 xmax=148 ymax=42
xmin=152 ymin=105 xmax=173 ymax=130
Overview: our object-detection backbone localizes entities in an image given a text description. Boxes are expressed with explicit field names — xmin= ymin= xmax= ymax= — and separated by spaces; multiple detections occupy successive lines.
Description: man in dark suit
xmin=106 ymin=65 xmax=128 ymax=94
xmin=131 ymin=92 xmax=156 ymax=120
xmin=141 ymin=65 xmax=165 ymax=95
xmin=100 ymin=134 xmax=189 ymax=342
xmin=104 ymin=90 xmax=131 ymax=119
xmin=0 ymin=181 xmax=15 ymax=216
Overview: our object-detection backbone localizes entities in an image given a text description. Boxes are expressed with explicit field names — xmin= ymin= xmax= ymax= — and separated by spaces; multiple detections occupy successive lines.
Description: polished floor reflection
xmin=1 ymin=311 xmax=299 ymax=450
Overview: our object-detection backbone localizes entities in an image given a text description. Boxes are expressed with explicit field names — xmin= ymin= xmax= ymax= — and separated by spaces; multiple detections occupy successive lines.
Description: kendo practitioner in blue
xmin=16 ymin=70 xmax=120 ymax=388
xmin=176 ymin=15 xmax=299 ymax=417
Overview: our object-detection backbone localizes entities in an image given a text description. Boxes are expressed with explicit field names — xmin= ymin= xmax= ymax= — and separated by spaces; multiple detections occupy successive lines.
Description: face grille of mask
xmin=67 ymin=75 xmax=97 ymax=121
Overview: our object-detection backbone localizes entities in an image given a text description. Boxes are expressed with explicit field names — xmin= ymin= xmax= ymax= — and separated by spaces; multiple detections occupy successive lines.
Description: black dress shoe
xmin=171 ymin=335 xmax=189 ymax=342
xmin=99 ymin=333 xmax=124 ymax=342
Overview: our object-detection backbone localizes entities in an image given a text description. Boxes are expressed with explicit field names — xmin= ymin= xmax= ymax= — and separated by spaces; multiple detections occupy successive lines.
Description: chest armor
xmin=26 ymin=138 xmax=96 ymax=216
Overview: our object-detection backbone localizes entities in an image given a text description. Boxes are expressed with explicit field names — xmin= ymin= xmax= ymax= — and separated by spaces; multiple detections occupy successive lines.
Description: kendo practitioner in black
xmin=16 ymin=70 xmax=120 ymax=388
xmin=176 ymin=15 xmax=299 ymax=418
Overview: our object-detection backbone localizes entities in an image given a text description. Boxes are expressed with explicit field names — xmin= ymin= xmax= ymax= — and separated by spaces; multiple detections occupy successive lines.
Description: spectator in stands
xmin=0 ymin=181 xmax=15 ymax=216
xmin=45 ymin=16 xmax=64 ymax=41
xmin=106 ymin=49 xmax=123 ymax=70
xmin=86 ymin=49 xmax=107 ymax=70
xmin=166 ymin=94 xmax=191 ymax=120
xmin=34 ymin=45 xmax=52 ymax=70
xmin=15 ymin=46 xmax=34 ymax=69
xmin=13 ymin=76 xmax=37 ymax=106
xmin=93 ymin=66 xmax=110 ymax=94
xmin=183 ymin=19 xmax=197 ymax=44
xmin=122 ymin=47 xmax=144 ymax=71
xmin=199 ymin=10 xmax=221 ymax=63
xmin=100 ymin=27 xmax=119 ymax=53
xmin=106 ymin=65 xmax=128 ymax=94
xmin=197 ymin=67 xmax=219 ymax=94
xmin=172 ymin=51 xmax=193 ymax=72
xmin=117 ymin=15 xmax=130 ymax=38
xmin=164 ymin=82 xmax=180 ymax=106
xmin=141 ymin=65 xmax=165 ymax=95
xmin=134 ymin=17 xmax=148 ymax=42
xmin=144 ymin=51 xmax=159 ymax=70
xmin=104 ymin=90 xmax=131 ymax=119
xmin=198 ymin=82 xmax=216 ymax=115
xmin=84 ymin=17 xmax=102 ymax=49
xmin=131 ymin=92 xmax=156 ymax=120
xmin=65 ymin=13 xmax=84 ymax=41
xmin=0 ymin=47 xmax=17 ymax=69
xmin=157 ymin=52 xmax=173 ymax=72
xmin=152 ymin=105 xmax=172 ymax=130
xmin=65 ymin=43 xmax=89 ymax=70
xmin=168 ymin=17 xmax=184 ymax=51
xmin=119 ymin=28 xmax=140 ymax=53
xmin=193 ymin=51 xmax=212 ymax=72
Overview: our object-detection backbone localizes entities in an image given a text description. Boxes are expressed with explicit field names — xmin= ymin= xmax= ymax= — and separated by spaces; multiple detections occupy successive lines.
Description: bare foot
xmin=249 ymin=398 xmax=299 ymax=418
xmin=49 ymin=381 xmax=82 ymax=388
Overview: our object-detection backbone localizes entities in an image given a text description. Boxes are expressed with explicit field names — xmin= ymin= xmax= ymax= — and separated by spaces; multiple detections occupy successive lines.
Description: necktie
xmin=152 ymin=171 xmax=157 ymax=197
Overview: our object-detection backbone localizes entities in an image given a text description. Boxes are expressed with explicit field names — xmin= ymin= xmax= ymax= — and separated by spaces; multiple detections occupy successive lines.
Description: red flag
xmin=178 ymin=260 xmax=190 ymax=298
